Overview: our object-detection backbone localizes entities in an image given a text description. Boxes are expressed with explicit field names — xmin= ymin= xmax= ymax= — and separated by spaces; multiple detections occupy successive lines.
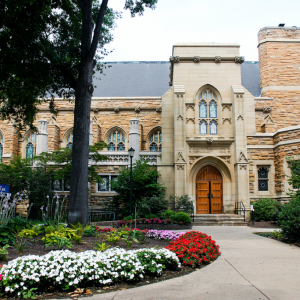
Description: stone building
xmin=1 ymin=25 xmax=300 ymax=215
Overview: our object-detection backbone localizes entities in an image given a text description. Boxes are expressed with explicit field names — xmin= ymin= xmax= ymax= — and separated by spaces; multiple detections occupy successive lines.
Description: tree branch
xmin=86 ymin=0 xmax=108 ymax=63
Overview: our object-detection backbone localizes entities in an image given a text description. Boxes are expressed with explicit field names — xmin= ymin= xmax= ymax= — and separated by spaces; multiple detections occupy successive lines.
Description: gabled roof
xmin=93 ymin=61 xmax=261 ymax=98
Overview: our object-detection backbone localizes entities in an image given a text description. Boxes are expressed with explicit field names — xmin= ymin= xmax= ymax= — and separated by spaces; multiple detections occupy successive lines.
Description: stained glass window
xmin=108 ymin=130 xmax=126 ymax=151
xmin=27 ymin=132 xmax=35 ymax=143
xmin=26 ymin=143 xmax=34 ymax=159
xmin=209 ymin=101 xmax=217 ymax=118
xmin=208 ymin=91 xmax=212 ymax=100
xmin=0 ymin=143 xmax=2 ymax=162
xmin=210 ymin=121 xmax=217 ymax=135
xmin=203 ymin=91 xmax=207 ymax=100
xmin=258 ymin=167 xmax=269 ymax=191
xmin=149 ymin=129 xmax=162 ymax=151
xmin=200 ymin=121 xmax=207 ymax=135
xmin=199 ymin=101 xmax=207 ymax=118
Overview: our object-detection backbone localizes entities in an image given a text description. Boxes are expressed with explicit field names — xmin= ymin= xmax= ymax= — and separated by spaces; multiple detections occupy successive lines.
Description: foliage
xmin=0 ymin=245 xmax=10 ymax=261
xmin=70 ymin=222 xmax=84 ymax=236
xmin=166 ymin=231 xmax=221 ymax=268
xmin=20 ymin=287 xmax=38 ymax=299
xmin=7 ymin=216 xmax=31 ymax=233
xmin=42 ymin=232 xmax=73 ymax=249
xmin=278 ymin=196 xmax=300 ymax=242
xmin=286 ymin=156 xmax=300 ymax=196
xmin=123 ymin=215 xmax=134 ymax=221
xmin=172 ymin=212 xmax=191 ymax=225
xmin=122 ymin=235 xmax=134 ymax=248
xmin=1 ymin=247 xmax=178 ymax=297
xmin=171 ymin=194 xmax=194 ymax=214
xmin=252 ymin=198 xmax=281 ymax=222
xmin=138 ymin=195 xmax=169 ymax=217
xmin=146 ymin=230 xmax=185 ymax=242
xmin=34 ymin=143 xmax=108 ymax=184
xmin=83 ymin=225 xmax=97 ymax=237
xmin=0 ymin=226 xmax=16 ymax=247
xmin=271 ymin=230 xmax=284 ymax=241
xmin=109 ymin=160 xmax=165 ymax=216
xmin=18 ymin=230 xmax=38 ymax=239
xmin=94 ymin=242 xmax=110 ymax=252
xmin=106 ymin=235 xmax=120 ymax=244
xmin=160 ymin=210 xmax=176 ymax=220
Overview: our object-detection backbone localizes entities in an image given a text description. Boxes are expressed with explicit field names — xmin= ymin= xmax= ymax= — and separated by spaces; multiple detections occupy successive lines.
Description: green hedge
xmin=252 ymin=198 xmax=281 ymax=222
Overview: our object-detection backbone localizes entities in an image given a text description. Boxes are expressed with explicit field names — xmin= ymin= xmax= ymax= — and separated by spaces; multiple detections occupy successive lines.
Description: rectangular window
xmin=258 ymin=167 xmax=269 ymax=191
xmin=98 ymin=174 xmax=118 ymax=192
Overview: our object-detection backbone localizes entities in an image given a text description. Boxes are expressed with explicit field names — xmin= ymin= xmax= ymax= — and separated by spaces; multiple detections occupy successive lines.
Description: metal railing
xmin=88 ymin=210 xmax=115 ymax=227
xmin=234 ymin=201 xmax=246 ymax=222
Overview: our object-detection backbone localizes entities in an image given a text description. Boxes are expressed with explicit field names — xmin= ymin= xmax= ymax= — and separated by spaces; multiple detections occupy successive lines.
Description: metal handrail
xmin=88 ymin=210 xmax=115 ymax=227
xmin=235 ymin=201 xmax=246 ymax=222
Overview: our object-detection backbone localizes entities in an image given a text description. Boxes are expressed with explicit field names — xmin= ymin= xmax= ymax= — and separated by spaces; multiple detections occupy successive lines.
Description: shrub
xmin=166 ymin=231 xmax=221 ymax=268
xmin=138 ymin=195 xmax=169 ymax=217
xmin=252 ymin=198 xmax=281 ymax=222
xmin=173 ymin=212 xmax=191 ymax=224
xmin=278 ymin=196 xmax=300 ymax=242
xmin=170 ymin=194 xmax=194 ymax=214
xmin=160 ymin=210 xmax=176 ymax=220
xmin=123 ymin=215 xmax=133 ymax=221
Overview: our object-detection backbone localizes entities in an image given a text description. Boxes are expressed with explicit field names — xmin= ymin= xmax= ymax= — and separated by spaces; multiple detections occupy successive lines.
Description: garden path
xmin=63 ymin=226 xmax=300 ymax=300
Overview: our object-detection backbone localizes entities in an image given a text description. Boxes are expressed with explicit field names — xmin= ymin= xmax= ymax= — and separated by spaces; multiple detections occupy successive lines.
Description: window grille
xmin=258 ymin=167 xmax=269 ymax=191
xmin=98 ymin=175 xmax=118 ymax=192
xmin=108 ymin=131 xmax=125 ymax=151
xmin=149 ymin=130 xmax=162 ymax=152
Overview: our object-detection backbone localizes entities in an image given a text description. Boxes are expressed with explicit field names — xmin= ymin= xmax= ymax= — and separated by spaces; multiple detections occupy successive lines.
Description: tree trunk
xmin=68 ymin=61 xmax=94 ymax=225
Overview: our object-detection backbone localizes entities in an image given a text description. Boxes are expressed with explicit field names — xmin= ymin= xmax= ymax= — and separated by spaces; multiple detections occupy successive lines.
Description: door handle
xmin=207 ymin=193 xmax=210 ymax=198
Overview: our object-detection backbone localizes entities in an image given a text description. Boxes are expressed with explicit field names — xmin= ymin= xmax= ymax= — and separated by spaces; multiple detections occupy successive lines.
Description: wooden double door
xmin=196 ymin=166 xmax=223 ymax=214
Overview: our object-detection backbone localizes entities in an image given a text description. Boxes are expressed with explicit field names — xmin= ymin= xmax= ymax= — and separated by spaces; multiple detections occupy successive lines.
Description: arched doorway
xmin=196 ymin=165 xmax=223 ymax=214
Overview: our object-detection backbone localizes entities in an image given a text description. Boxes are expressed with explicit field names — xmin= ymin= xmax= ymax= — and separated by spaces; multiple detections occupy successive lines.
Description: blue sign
xmin=0 ymin=184 xmax=10 ymax=193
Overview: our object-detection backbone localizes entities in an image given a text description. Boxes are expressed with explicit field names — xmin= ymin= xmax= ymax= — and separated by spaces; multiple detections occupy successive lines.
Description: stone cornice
xmin=169 ymin=56 xmax=245 ymax=64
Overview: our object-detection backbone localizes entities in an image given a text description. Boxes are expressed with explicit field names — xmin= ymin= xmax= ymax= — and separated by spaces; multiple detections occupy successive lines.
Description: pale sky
xmin=103 ymin=0 xmax=300 ymax=62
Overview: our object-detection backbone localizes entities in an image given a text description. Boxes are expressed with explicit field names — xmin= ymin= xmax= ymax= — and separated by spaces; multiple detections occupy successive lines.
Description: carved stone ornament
xmin=222 ymin=118 xmax=231 ymax=124
xmin=237 ymin=115 xmax=244 ymax=121
xmin=222 ymin=104 xmax=232 ymax=111
xmin=48 ymin=116 xmax=58 ymax=126
xmin=194 ymin=56 xmax=200 ymax=62
xmin=236 ymin=94 xmax=243 ymax=98
xmin=215 ymin=56 xmax=221 ymax=63
xmin=186 ymin=118 xmax=195 ymax=124
xmin=135 ymin=107 xmax=141 ymax=113
xmin=235 ymin=56 xmax=245 ymax=63
xmin=219 ymin=156 xmax=231 ymax=164
xmin=189 ymin=156 xmax=200 ymax=165
xmin=156 ymin=106 xmax=162 ymax=113
xmin=186 ymin=104 xmax=195 ymax=111
xmin=114 ymin=107 xmax=120 ymax=113
xmin=177 ymin=114 xmax=184 ymax=121
xmin=263 ymin=107 xmax=272 ymax=113
xmin=176 ymin=151 xmax=186 ymax=162
xmin=176 ymin=94 xmax=184 ymax=98
xmin=177 ymin=165 xmax=185 ymax=170
xmin=170 ymin=56 xmax=180 ymax=63
xmin=206 ymin=138 xmax=213 ymax=144
xmin=239 ymin=151 xmax=248 ymax=163
xmin=91 ymin=115 xmax=100 ymax=126
xmin=239 ymin=165 xmax=247 ymax=170
xmin=92 ymin=107 xmax=99 ymax=112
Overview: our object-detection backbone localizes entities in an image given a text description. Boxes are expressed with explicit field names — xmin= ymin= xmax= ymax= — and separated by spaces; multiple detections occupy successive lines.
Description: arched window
xmin=149 ymin=129 xmax=162 ymax=151
xmin=0 ymin=132 xmax=3 ymax=162
xmin=26 ymin=132 xmax=36 ymax=159
xmin=199 ymin=121 xmax=207 ymax=135
xmin=108 ymin=130 xmax=125 ymax=151
xmin=66 ymin=132 xmax=73 ymax=148
xmin=198 ymin=88 xmax=218 ymax=135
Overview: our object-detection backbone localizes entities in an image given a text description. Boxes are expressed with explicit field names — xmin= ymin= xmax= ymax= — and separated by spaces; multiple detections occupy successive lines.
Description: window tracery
xmin=198 ymin=89 xmax=218 ymax=135
xmin=26 ymin=132 xmax=36 ymax=160
xmin=258 ymin=167 xmax=269 ymax=191
xmin=66 ymin=132 xmax=73 ymax=148
xmin=149 ymin=129 xmax=162 ymax=152
xmin=108 ymin=130 xmax=125 ymax=151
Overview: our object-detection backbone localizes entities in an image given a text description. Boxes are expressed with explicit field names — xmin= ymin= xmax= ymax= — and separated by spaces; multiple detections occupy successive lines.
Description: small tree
xmin=170 ymin=194 xmax=194 ymax=214
xmin=110 ymin=160 xmax=165 ymax=216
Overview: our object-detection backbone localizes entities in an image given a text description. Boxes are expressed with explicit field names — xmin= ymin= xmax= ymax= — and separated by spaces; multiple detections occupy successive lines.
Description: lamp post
xmin=128 ymin=147 xmax=135 ymax=216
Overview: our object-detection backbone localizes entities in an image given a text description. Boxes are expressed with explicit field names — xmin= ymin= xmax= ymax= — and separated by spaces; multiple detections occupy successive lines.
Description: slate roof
xmin=93 ymin=61 xmax=261 ymax=98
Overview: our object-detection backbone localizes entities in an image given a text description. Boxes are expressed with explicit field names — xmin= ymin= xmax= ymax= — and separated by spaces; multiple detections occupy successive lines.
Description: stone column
xmin=232 ymin=85 xmax=250 ymax=217
xmin=129 ymin=118 xmax=140 ymax=164
xmin=174 ymin=85 xmax=187 ymax=195
xmin=36 ymin=119 xmax=48 ymax=155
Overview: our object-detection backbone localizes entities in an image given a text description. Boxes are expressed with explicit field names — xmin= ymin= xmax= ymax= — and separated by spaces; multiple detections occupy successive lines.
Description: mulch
xmin=247 ymin=221 xmax=280 ymax=228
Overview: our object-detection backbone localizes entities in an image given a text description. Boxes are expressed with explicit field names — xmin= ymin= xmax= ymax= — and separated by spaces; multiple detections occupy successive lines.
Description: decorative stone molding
xmin=92 ymin=107 xmax=99 ymax=112
xmin=189 ymin=156 xmax=200 ymax=165
xmin=189 ymin=146 xmax=230 ymax=154
xmin=140 ymin=155 xmax=157 ymax=165
xmin=209 ymin=119 xmax=218 ymax=125
xmin=222 ymin=104 xmax=232 ymax=111
xmin=170 ymin=56 xmax=180 ymax=63
xmin=199 ymin=119 xmax=208 ymax=124
xmin=239 ymin=151 xmax=248 ymax=163
xmin=91 ymin=116 xmax=100 ymax=126
xmin=222 ymin=118 xmax=231 ymax=124
xmin=263 ymin=107 xmax=272 ymax=113
xmin=234 ymin=56 xmax=245 ymax=63
xmin=186 ymin=118 xmax=195 ymax=124
xmin=156 ymin=106 xmax=162 ymax=113
xmin=114 ymin=107 xmax=120 ymax=113
xmin=176 ymin=94 xmax=184 ymax=98
xmin=236 ymin=94 xmax=243 ymax=98
xmin=176 ymin=165 xmax=185 ymax=170
xmin=99 ymin=155 xmax=129 ymax=164
xmin=186 ymin=104 xmax=195 ymax=111
xmin=219 ymin=156 xmax=231 ymax=164
xmin=215 ymin=56 xmax=221 ymax=63
xmin=237 ymin=115 xmax=244 ymax=121
xmin=176 ymin=151 xmax=186 ymax=162
xmin=206 ymin=138 xmax=213 ymax=144
xmin=239 ymin=165 xmax=247 ymax=170
xmin=135 ymin=107 xmax=141 ymax=113
xmin=194 ymin=56 xmax=200 ymax=62
xmin=177 ymin=115 xmax=184 ymax=120
xmin=48 ymin=116 xmax=59 ymax=126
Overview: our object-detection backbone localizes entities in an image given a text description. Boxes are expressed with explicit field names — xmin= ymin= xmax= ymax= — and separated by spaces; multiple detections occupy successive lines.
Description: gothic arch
xmin=104 ymin=126 xmax=128 ymax=151
xmin=193 ymin=84 xmax=222 ymax=104
xmin=62 ymin=127 xmax=74 ymax=148
xmin=146 ymin=126 xmax=162 ymax=151
xmin=21 ymin=130 xmax=36 ymax=159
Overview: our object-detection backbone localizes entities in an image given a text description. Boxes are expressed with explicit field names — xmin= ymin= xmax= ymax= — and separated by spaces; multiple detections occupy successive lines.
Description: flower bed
xmin=1 ymin=248 xmax=180 ymax=297
xmin=166 ymin=231 xmax=221 ymax=268
xmin=145 ymin=230 xmax=185 ymax=241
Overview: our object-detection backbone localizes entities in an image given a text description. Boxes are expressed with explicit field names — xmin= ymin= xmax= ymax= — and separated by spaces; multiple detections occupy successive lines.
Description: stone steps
xmin=192 ymin=214 xmax=247 ymax=226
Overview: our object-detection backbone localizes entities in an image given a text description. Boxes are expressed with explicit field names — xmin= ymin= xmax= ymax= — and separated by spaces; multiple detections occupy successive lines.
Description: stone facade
xmin=1 ymin=25 xmax=300 ymax=218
